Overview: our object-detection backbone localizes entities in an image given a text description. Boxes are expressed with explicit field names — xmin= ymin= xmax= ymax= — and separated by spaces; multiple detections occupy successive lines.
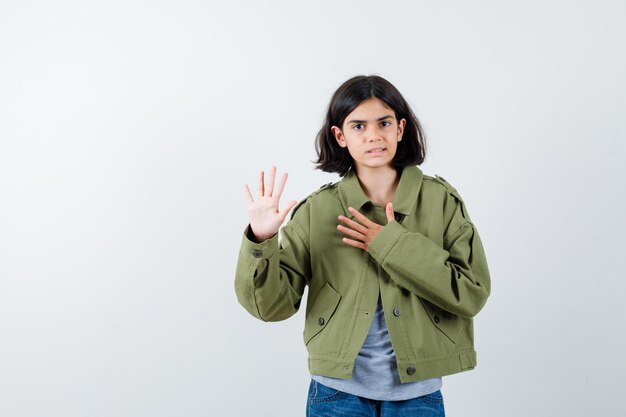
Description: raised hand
xmin=243 ymin=166 xmax=298 ymax=243
xmin=337 ymin=203 xmax=396 ymax=252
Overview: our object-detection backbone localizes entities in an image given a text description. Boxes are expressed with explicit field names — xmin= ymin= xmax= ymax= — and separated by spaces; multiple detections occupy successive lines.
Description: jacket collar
xmin=337 ymin=165 xmax=423 ymax=217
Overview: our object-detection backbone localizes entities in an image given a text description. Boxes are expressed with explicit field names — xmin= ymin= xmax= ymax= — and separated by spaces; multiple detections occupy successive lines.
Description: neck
xmin=354 ymin=165 xmax=400 ymax=207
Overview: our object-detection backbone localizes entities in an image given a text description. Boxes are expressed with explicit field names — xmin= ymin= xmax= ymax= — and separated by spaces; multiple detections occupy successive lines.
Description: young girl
xmin=235 ymin=75 xmax=491 ymax=416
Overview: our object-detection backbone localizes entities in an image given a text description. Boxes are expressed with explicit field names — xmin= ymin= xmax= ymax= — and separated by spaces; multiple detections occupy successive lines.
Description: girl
xmin=235 ymin=75 xmax=491 ymax=416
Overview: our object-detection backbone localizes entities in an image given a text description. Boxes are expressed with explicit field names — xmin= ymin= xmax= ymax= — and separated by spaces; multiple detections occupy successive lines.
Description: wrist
xmin=248 ymin=225 xmax=275 ymax=243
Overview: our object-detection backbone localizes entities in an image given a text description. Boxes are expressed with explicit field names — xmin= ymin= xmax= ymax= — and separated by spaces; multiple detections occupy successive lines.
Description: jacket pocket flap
xmin=303 ymin=283 xmax=342 ymax=345
xmin=419 ymin=298 xmax=461 ymax=344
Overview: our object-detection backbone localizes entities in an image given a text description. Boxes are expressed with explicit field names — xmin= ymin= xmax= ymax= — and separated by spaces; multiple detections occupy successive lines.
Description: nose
xmin=365 ymin=125 xmax=384 ymax=142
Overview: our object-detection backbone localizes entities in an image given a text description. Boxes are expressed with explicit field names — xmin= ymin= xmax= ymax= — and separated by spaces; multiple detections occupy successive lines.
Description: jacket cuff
xmin=240 ymin=224 xmax=278 ymax=260
xmin=368 ymin=221 xmax=407 ymax=264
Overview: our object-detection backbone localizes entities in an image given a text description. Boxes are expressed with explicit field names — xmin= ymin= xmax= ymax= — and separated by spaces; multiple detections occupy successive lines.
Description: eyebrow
xmin=346 ymin=115 xmax=395 ymax=124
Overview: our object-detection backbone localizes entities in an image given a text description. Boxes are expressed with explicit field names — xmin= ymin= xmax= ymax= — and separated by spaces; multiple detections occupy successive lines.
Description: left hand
xmin=337 ymin=202 xmax=396 ymax=252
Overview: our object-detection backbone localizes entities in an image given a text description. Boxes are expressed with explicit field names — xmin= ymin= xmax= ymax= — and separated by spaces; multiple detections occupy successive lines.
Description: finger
xmin=279 ymin=199 xmax=298 ymax=220
xmin=274 ymin=172 xmax=288 ymax=200
xmin=258 ymin=170 xmax=264 ymax=197
xmin=337 ymin=224 xmax=367 ymax=242
xmin=243 ymin=184 xmax=254 ymax=204
xmin=386 ymin=202 xmax=395 ymax=223
xmin=341 ymin=237 xmax=367 ymax=251
xmin=338 ymin=215 xmax=369 ymax=235
xmin=348 ymin=207 xmax=375 ymax=226
xmin=266 ymin=166 xmax=276 ymax=197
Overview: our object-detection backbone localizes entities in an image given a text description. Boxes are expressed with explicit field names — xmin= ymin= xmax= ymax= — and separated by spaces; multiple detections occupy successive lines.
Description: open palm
xmin=243 ymin=166 xmax=298 ymax=243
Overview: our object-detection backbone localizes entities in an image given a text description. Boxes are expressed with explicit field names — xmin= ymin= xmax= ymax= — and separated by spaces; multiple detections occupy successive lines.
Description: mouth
xmin=366 ymin=147 xmax=386 ymax=154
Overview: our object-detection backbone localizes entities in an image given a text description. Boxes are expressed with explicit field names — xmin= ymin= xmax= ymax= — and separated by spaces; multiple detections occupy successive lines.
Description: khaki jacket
xmin=235 ymin=165 xmax=491 ymax=382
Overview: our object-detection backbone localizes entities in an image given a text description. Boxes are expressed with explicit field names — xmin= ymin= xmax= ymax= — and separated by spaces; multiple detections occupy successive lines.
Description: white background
xmin=1 ymin=1 xmax=625 ymax=416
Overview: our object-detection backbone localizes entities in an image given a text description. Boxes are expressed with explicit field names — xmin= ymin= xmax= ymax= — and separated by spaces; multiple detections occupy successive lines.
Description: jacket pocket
xmin=419 ymin=298 xmax=461 ymax=344
xmin=303 ymin=283 xmax=342 ymax=346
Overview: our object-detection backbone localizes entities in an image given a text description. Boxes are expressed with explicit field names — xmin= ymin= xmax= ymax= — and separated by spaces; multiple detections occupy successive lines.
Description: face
xmin=331 ymin=98 xmax=406 ymax=174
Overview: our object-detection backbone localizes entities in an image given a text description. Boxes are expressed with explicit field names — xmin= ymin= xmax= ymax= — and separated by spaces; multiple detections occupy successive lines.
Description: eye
xmin=352 ymin=123 xmax=365 ymax=131
xmin=381 ymin=120 xmax=392 ymax=127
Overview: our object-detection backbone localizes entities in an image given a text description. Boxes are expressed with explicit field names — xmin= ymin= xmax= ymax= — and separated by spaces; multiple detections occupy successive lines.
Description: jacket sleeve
xmin=234 ymin=212 xmax=311 ymax=322
xmin=367 ymin=198 xmax=491 ymax=318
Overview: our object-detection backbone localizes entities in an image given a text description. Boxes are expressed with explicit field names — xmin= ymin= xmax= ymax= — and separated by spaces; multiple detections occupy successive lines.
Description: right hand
xmin=243 ymin=166 xmax=298 ymax=243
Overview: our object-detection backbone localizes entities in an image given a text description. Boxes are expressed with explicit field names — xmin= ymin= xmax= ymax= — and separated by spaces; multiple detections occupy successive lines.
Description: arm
xmin=368 ymin=201 xmax=490 ymax=318
xmin=235 ymin=166 xmax=309 ymax=322
xmin=235 ymin=219 xmax=310 ymax=322
xmin=337 ymin=197 xmax=490 ymax=318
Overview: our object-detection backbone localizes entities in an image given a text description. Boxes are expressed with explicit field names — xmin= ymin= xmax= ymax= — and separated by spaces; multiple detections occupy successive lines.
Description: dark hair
xmin=314 ymin=75 xmax=426 ymax=176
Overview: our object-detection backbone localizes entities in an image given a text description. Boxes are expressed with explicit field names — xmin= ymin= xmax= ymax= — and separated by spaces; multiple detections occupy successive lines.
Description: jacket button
xmin=252 ymin=249 xmax=262 ymax=258
xmin=393 ymin=308 xmax=401 ymax=317
xmin=434 ymin=315 xmax=440 ymax=324
xmin=407 ymin=367 xmax=416 ymax=375
xmin=318 ymin=317 xmax=325 ymax=326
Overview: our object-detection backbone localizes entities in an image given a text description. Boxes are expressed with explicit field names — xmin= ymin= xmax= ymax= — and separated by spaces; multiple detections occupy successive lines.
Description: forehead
xmin=345 ymin=98 xmax=395 ymax=120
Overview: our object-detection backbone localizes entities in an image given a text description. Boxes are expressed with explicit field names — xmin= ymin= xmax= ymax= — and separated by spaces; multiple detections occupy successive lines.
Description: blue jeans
xmin=306 ymin=380 xmax=446 ymax=417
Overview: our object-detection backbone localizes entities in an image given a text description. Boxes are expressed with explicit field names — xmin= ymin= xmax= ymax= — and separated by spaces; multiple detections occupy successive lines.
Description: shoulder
xmin=289 ymin=181 xmax=339 ymax=220
xmin=422 ymin=172 xmax=473 ymax=222
xmin=422 ymin=172 xmax=465 ymax=202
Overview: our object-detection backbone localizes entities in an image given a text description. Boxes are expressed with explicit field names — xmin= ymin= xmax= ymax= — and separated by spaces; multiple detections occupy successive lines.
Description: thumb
xmin=279 ymin=200 xmax=299 ymax=220
xmin=385 ymin=202 xmax=395 ymax=223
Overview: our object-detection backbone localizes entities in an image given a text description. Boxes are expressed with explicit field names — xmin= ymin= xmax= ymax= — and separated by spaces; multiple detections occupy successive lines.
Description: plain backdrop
xmin=1 ymin=1 xmax=625 ymax=416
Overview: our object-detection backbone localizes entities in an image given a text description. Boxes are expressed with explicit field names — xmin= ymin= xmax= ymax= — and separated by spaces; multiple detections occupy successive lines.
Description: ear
xmin=397 ymin=118 xmax=406 ymax=141
xmin=331 ymin=126 xmax=347 ymax=148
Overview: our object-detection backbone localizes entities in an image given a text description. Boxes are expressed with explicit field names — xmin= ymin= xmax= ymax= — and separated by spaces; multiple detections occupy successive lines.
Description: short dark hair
xmin=314 ymin=75 xmax=426 ymax=177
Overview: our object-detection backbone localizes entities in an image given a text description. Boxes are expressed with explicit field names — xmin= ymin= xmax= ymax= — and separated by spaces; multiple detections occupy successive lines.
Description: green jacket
xmin=235 ymin=165 xmax=491 ymax=383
